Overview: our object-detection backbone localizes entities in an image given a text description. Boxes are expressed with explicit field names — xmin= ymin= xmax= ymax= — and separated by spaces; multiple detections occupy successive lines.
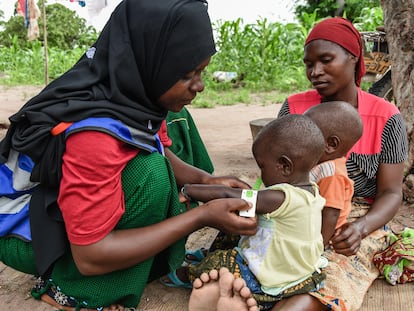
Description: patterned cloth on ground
xmin=373 ymin=227 xmax=414 ymax=285
xmin=308 ymin=201 xmax=389 ymax=311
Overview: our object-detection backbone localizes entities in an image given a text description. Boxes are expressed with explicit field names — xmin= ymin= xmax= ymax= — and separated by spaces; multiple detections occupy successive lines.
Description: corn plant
xmin=207 ymin=17 xmax=313 ymax=92
xmin=0 ymin=6 xmax=383 ymax=102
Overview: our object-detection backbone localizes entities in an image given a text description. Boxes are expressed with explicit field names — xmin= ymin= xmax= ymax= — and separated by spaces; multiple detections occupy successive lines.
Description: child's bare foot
xmin=216 ymin=268 xmax=258 ymax=311
xmin=188 ymin=268 xmax=258 ymax=311
xmin=188 ymin=269 xmax=220 ymax=311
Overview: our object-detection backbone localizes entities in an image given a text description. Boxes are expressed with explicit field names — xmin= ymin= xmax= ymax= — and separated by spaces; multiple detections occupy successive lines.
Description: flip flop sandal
xmin=159 ymin=271 xmax=193 ymax=289
xmin=184 ymin=248 xmax=207 ymax=265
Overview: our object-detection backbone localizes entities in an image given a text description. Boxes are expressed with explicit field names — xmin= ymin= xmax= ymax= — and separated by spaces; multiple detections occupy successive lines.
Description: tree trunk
xmin=381 ymin=0 xmax=414 ymax=202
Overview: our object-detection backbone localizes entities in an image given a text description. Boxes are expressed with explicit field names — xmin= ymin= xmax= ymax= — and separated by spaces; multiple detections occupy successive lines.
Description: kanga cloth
xmin=373 ymin=227 xmax=414 ymax=285
xmin=308 ymin=200 xmax=390 ymax=311
xmin=1 ymin=152 xmax=185 ymax=309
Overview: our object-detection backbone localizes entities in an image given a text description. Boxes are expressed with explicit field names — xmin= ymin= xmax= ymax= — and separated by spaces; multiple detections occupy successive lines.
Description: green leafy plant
xmin=0 ymin=2 xmax=98 ymax=50
xmin=294 ymin=0 xmax=381 ymax=23
xmin=208 ymin=18 xmax=309 ymax=92
xmin=38 ymin=3 xmax=98 ymax=49
xmin=0 ymin=3 xmax=384 ymax=106
xmin=353 ymin=7 xmax=383 ymax=31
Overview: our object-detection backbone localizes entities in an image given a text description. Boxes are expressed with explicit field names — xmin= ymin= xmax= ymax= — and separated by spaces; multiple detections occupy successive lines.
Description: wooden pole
xmin=42 ymin=2 xmax=49 ymax=85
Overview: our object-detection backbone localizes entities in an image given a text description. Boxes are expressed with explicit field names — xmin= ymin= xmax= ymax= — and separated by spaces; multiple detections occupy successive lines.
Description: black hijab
xmin=0 ymin=0 xmax=216 ymax=275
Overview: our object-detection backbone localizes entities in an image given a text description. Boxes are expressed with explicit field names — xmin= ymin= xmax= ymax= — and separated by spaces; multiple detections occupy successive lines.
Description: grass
xmin=191 ymin=88 xmax=290 ymax=108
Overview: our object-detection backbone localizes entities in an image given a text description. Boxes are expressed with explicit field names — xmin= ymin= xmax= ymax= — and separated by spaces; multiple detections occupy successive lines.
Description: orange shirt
xmin=310 ymin=157 xmax=354 ymax=228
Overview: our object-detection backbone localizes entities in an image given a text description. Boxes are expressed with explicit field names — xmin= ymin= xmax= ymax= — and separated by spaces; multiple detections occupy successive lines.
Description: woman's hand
xmin=329 ymin=221 xmax=363 ymax=256
xmin=199 ymin=198 xmax=258 ymax=236
xmin=331 ymin=162 xmax=404 ymax=256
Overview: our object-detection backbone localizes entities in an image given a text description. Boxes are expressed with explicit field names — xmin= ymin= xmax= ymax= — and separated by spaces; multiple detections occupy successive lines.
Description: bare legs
xmin=188 ymin=267 xmax=258 ymax=311
xmin=271 ymin=294 xmax=328 ymax=311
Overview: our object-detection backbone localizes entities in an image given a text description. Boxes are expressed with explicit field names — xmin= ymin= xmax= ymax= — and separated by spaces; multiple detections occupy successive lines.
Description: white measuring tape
xmin=239 ymin=189 xmax=258 ymax=217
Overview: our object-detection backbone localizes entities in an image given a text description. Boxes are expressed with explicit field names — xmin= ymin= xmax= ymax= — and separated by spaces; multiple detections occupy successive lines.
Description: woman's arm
xmin=61 ymin=133 xmax=257 ymax=276
xmin=71 ymin=197 xmax=257 ymax=275
xmin=331 ymin=162 xmax=403 ymax=255
xmin=357 ymin=162 xmax=403 ymax=236
xmin=165 ymin=148 xmax=250 ymax=188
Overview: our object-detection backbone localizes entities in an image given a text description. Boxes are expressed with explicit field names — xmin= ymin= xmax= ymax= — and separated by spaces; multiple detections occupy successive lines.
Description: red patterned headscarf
xmin=305 ymin=17 xmax=366 ymax=86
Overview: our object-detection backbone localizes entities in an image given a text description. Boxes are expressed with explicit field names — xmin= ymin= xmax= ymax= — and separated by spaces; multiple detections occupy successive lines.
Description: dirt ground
xmin=0 ymin=85 xmax=413 ymax=310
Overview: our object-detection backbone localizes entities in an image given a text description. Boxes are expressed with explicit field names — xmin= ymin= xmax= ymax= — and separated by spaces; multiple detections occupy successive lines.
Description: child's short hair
xmin=253 ymin=114 xmax=325 ymax=170
xmin=304 ymin=101 xmax=363 ymax=150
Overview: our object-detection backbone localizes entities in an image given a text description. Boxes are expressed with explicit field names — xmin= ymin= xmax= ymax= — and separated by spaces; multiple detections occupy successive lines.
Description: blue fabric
xmin=0 ymin=117 xmax=162 ymax=241
xmin=66 ymin=117 xmax=164 ymax=154
xmin=236 ymin=254 xmax=275 ymax=310
xmin=0 ymin=151 xmax=37 ymax=240
xmin=0 ymin=202 xmax=31 ymax=240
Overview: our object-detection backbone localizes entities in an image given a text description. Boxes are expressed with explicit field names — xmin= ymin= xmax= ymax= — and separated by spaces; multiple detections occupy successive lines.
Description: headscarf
xmin=305 ymin=17 xmax=365 ymax=86
xmin=0 ymin=0 xmax=216 ymax=182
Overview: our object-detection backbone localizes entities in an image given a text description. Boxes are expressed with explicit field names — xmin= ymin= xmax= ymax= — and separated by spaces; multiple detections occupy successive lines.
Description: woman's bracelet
xmin=180 ymin=184 xmax=193 ymax=201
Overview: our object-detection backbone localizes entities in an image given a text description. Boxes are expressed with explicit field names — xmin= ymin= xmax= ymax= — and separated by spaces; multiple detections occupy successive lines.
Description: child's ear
xmin=326 ymin=135 xmax=340 ymax=154
xmin=278 ymin=155 xmax=293 ymax=176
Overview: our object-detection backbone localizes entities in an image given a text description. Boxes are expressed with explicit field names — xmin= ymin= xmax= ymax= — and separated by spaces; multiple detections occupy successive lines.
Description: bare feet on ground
xmin=188 ymin=267 xmax=258 ymax=311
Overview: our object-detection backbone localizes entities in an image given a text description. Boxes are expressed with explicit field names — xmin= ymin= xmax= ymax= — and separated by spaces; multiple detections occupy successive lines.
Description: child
xmin=183 ymin=100 xmax=363 ymax=262
xmin=177 ymin=114 xmax=327 ymax=310
xmin=305 ymin=101 xmax=363 ymax=247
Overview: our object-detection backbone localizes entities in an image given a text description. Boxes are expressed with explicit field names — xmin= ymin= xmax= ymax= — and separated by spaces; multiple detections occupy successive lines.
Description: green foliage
xmin=0 ymin=2 xmax=98 ymax=49
xmin=38 ymin=3 xmax=98 ymax=49
xmin=341 ymin=0 xmax=381 ymax=22
xmin=192 ymin=87 xmax=251 ymax=107
xmin=0 ymin=15 xmax=30 ymax=48
xmin=295 ymin=0 xmax=339 ymax=21
xmin=294 ymin=0 xmax=380 ymax=23
xmin=0 ymin=3 xmax=383 ymax=105
xmin=0 ymin=8 xmax=6 ymax=28
xmin=353 ymin=7 xmax=383 ymax=31
xmin=0 ymin=42 xmax=85 ymax=85
xmin=0 ymin=2 xmax=98 ymax=84
xmin=298 ymin=9 xmax=321 ymax=32
xmin=208 ymin=18 xmax=310 ymax=92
